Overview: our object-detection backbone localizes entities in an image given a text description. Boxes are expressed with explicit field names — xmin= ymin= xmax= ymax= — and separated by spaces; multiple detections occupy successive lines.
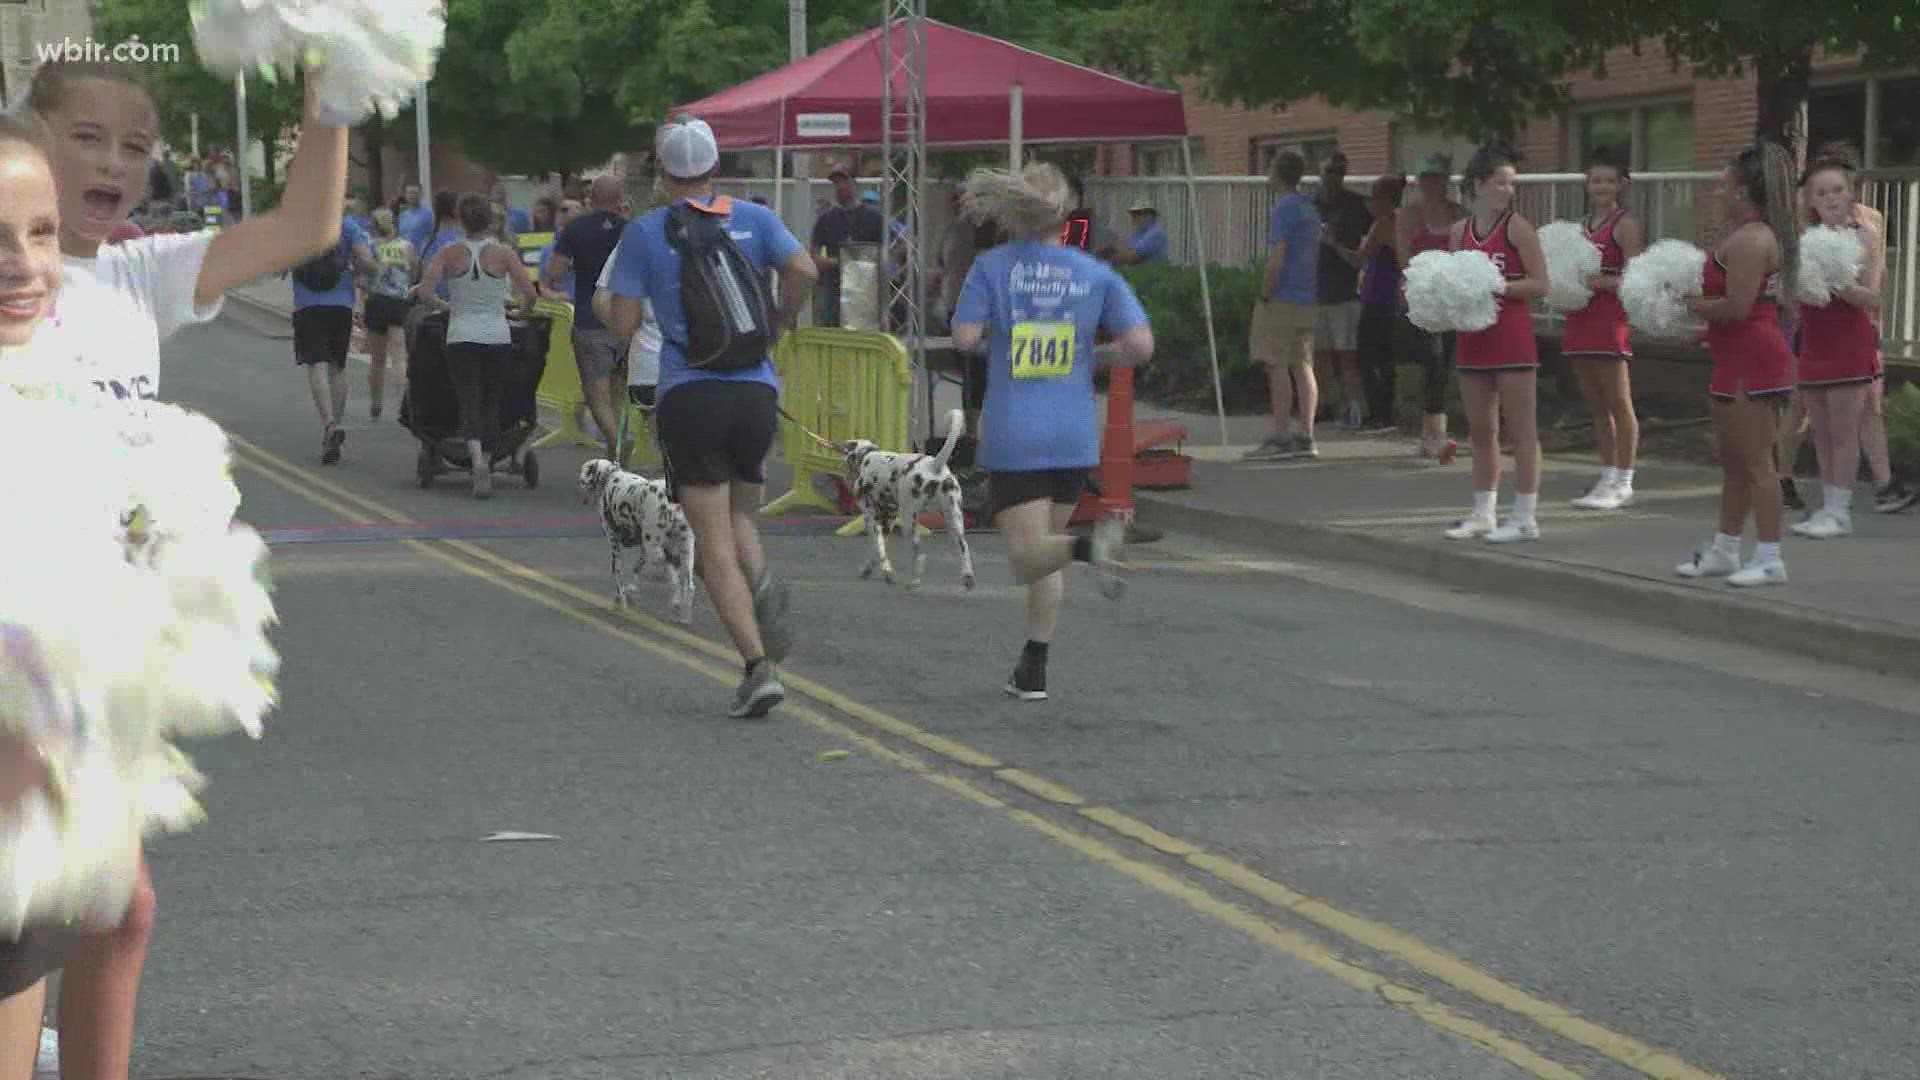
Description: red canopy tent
xmin=671 ymin=20 xmax=1227 ymax=449
xmin=673 ymin=19 xmax=1189 ymax=150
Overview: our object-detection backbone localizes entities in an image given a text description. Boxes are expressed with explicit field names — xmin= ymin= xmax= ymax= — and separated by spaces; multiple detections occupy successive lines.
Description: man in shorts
xmin=292 ymin=216 xmax=377 ymax=463
xmin=1246 ymin=151 xmax=1322 ymax=460
xmin=1314 ymin=150 xmax=1372 ymax=428
xmin=606 ymin=118 xmax=818 ymax=718
xmin=546 ymin=175 xmax=629 ymax=458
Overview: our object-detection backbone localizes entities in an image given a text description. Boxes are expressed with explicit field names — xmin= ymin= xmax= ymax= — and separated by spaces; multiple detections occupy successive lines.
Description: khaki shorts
xmin=1251 ymin=300 xmax=1316 ymax=367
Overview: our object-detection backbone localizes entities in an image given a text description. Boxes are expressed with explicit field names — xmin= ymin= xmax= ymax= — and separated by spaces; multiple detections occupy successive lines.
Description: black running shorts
xmin=988 ymin=468 xmax=1091 ymax=520
xmin=292 ymin=305 xmax=354 ymax=368
xmin=656 ymin=380 xmax=779 ymax=499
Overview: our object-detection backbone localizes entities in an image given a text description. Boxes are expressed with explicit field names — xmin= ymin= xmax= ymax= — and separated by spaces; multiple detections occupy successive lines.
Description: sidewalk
xmin=1135 ymin=408 xmax=1920 ymax=675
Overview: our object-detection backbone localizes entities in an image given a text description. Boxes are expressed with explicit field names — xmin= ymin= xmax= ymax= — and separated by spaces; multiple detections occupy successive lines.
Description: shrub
xmin=1118 ymin=262 xmax=1263 ymax=410
xmin=1885 ymin=381 xmax=1920 ymax=478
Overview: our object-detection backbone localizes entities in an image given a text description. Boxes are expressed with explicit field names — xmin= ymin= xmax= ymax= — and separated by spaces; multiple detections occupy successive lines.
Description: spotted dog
xmin=840 ymin=408 xmax=975 ymax=590
xmin=578 ymin=458 xmax=697 ymax=623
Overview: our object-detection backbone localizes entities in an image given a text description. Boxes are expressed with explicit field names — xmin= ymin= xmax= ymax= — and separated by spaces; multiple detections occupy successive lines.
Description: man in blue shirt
xmin=607 ymin=117 xmax=818 ymax=719
xmin=1108 ymin=201 xmax=1168 ymax=265
xmin=546 ymin=175 xmax=629 ymax=458
xmin=397 ymin=181 xmax=435 ymax=250
xmin=291 ymin=217 xmax=378 ymax=464
xmin=1245 ymin=150 xmax=1323 ymax=461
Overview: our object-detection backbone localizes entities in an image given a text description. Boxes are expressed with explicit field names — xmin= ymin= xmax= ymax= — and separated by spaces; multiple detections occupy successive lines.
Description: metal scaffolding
xmin=879 ymin=0 xmax=928 ymax=423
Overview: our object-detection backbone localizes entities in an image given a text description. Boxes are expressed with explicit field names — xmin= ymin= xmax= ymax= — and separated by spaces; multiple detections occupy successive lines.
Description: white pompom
xmin=192 ymin=0 xmax=445 ymax=125
xmin=1619 ymin=239 xmax=1707 ymax=338
xmin=1537 ymin=221 xmax=1602 ymax=312
xmin=1796 ymin=226 xmax=1865 ymax=307
xmin=1403 ymin=250 xmax=1506 ymax=333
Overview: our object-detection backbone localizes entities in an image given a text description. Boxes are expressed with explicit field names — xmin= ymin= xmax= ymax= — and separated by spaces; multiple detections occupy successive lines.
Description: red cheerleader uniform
xmin=1560 ymin=207 xmax=1633 ymax=358
xmin=1455 ymin=211 xmax=1538 ymax=371
xmin=1702 ymin=248 xmax=1794 ymax=400
xmin=1797 ymin=227 xmax=1879 ymax=386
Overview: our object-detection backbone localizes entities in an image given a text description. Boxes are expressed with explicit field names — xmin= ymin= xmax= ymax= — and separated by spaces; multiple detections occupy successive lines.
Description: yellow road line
xmin=229 ymin=435 xmax=1723 ymax=1080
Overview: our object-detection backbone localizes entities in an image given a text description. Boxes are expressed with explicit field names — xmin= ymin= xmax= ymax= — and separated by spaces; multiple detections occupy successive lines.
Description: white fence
xmin=712 ymin=171 xmax=1920 ymax=362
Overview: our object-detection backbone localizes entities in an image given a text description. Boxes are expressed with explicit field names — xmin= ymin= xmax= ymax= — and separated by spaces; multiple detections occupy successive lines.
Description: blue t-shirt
xmin=538 ymin=243 xmax=574 ymax=305
xmin=606 ymin=195 xmax=803 ymax=402
xmin=1266 ymin=192 xmax=1320 ymax=303
xmin=954 ymin=242 xmax=1151 ymax=471
xmin=398 ymin=205 xmax=435 ymax=250
xmin=1130 ymin=221 xmax=1168 ymax=263
xmin=507 ymin=205 xmax=533 ymax=234
xmin=292 ymin=219 xmax=370 ymax=310
xmin=553 ymin=210 xmax=626 ymax=328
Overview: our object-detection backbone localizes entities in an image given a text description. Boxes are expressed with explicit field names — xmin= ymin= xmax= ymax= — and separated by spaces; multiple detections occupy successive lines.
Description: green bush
xmin=1117 ymin=262 xmax=1262 ymax=410
xmin=1885 ymin=382 xmax=1920 ymax=478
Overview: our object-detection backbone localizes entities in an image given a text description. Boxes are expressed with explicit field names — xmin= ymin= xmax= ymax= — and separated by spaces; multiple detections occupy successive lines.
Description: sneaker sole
xmin=730 ymin=685 xmax=785 ymax=719
xmin=1876 ymin=495 xmax=1918 ymax=514
xmin=1004 ymin=683 xmax=1048 ymax=702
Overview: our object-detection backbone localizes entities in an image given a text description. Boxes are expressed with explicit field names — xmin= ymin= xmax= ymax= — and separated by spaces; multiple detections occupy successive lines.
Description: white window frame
xmin=1133 ymin=138 xmax=1203 ymax=177
xmin=1566 ymin=97 xmax=1692 ymax=172
xmin=1810 ymin=69 xmax=1920 ymax=169
xmin=1250 ymin=132 xmax=1339 ymax=176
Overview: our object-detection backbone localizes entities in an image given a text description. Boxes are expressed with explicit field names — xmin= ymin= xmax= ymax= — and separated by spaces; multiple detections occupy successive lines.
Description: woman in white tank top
xmin=418 ymin=193 xmax=536 ymax=498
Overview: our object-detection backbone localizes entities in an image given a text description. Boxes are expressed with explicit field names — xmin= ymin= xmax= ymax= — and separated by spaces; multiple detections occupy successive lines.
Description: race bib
xmin=1010 ymin=321 xmax=1076 ymax=380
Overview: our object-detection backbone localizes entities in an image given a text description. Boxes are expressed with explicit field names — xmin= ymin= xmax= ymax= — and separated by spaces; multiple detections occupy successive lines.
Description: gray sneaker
xmin=753 ymin=569 xmax=794 ymax=663
xmin=729 ymin=661 xmax=785 ymax=719
xmin=1242 ymin=435 xmax=1295 ymax=462
xmin=1293 ymin=435 xmax=1320 ymax=460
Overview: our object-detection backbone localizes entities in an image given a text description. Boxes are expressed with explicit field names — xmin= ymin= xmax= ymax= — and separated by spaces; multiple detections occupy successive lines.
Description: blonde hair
xmin=960 ymin=163 xmax=1072 ymax=241
xmin=371 ymin=206 xmax=396 ymax=235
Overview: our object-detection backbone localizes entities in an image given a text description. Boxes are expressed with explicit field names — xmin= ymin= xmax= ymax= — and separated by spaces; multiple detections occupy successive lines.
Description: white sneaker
xmin=1571 ymin=479 xmax=1611 ymax=509
xmin=1485 ymin=518 xmax=1540 ymax=543
xmin=1676 ymin=546 xmax=1740 ymax=578
xmin=1798 ymin=510 xmax=1852 ymax=539
xmin=1727 ymin=558 xmax=1788 ymax=587
xmin=1444 ymin=514 xmax=1496 ymax=540
xmin=1586 ymin=482 xmax=1634 ymax=510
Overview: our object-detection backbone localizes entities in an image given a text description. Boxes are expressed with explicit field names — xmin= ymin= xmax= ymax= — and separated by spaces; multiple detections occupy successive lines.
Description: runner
xmin=605 ymin=117 xmax=818 ymax=719
xmin=1394 ymin=154 xmax=1462 ymax=462
xmin=1561 ymin=147 xmax=1643 ymax=510
xmin=1676 ymin=142 xmax=1799 ymax=587
xmin=1792 ymin=151 xmax=1891 ymax=538
xmin=949 ymin=162 xmax=1145 ymax=701
xmin=25 ymin=61 xmax=350 ymax=1079
xmin=1443 ymin=143 xmax=1551 ymax=543
xmin=290 ymin=213 xmax=378 ymax=463
xmin=363 ymin=207 xmax=420 ymax=420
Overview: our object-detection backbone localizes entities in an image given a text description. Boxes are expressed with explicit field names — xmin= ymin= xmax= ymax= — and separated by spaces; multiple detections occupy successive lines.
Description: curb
xmin=1134 ymin=493 xmax=1920 ymax=678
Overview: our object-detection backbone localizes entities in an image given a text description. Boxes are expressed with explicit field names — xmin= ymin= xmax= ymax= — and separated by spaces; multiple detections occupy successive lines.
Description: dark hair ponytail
xmin=1730 ymin=141 xmax=1800 ymax=319
xmin=1462 ymin=141 xmax=1521 ymax=197
xmin=1585 ymin=145 xmax=1630 ymax=182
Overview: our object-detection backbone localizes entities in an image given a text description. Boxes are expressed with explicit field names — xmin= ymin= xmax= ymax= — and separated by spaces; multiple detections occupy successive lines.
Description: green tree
xmin=92 ymin=0 xmax=304 ymax=180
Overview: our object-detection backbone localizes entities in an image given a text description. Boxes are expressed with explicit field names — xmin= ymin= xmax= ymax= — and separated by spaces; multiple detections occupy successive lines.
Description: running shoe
xmin=1585 ymin=482 xmax=1634 ymax=510
xmin=1292 ymin=435 xmax=1320 ymax=460
xmin=1484 ymin=518 xmax=1541 ymax=543
xmin=1243 ymin=435 xmax=1294 ymax=462
xmin=321 ymin=425 xmax=345 ymax=465
xmin=1571 ymin=478 xmax=1612 ymax=509
xmin=1875 ymin=480 xmax=1918 ymax=514
xmin=1796 ymin=509 xmax=1851 ymax=540
xmin=1005 ymin=653 xmax=1047 ymax=702
xmin=1444 ymin=514 xmax=1495 ymax=540
xmin=730 ymin=661 xmax=785 ymax=718
xmin=1727 ymin=558 xmax=1788 ymax=588
xmin=1676 ymin=546 xmax=1739 ymax=579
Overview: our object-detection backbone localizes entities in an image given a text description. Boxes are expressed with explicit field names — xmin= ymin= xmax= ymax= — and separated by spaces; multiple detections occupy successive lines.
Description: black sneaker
xmin=1780 ymin=477 xmax=1805 ymax=512
xmin=753 ymin=569 xmax=794 ymax=663
xmin=321 ymin=426 xmax=345 ymax=465
xmin=729 ymin=661 xmax=785 ymax=719
xmin=370 ymin=404 xmax=383 ymax=421
xmin=1005 ymin=654 xmax=1047 ymax=701
xmin=1243 ymin=435 xmax=1294 ymax=462
xmin=1876 ymin=480 xmax=1918 ymax=514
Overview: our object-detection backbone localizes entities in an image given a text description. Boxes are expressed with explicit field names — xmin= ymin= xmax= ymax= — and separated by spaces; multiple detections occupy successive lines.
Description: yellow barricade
xmin=762 ymin=329 xmax=913 ymax=536
xmin=617 ymin=398 xmax=662 ymax=470
xmin=529 ymin=296 xmax=601 ymax=450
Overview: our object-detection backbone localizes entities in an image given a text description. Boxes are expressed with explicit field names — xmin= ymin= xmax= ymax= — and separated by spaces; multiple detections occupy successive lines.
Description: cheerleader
xmin=1561 ymin=148 xmax=1643 ymax=510
xmin=1677 ymin=143 xmax=1799 ymax=586
xmin=24 ymin=60 xmax=346 ymax=1077
xmin=1443 ymin=143 xmax=1551 ymax=543
xmin=1792 ymin=152 xmax=1894 ymax=538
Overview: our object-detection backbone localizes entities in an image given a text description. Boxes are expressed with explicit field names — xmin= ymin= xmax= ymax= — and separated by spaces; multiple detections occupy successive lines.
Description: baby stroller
xmin=398 ymin=308 xmax=551 ymax=490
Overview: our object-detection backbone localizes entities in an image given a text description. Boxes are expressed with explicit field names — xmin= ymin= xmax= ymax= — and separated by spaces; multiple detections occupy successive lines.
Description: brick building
xmin=1113 ymin=42 xmax=1919 ymax=178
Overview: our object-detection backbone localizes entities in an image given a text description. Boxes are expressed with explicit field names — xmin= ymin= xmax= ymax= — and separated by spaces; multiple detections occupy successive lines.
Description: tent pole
xmin=1008 ymin=83 xmax=1023 ymax=169
xmin=1183 ymin=136 xmax=1229 ymax=449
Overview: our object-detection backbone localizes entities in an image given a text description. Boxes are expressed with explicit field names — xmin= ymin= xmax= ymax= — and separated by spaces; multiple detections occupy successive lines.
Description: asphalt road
xmin=112 ymin=308 xmax=1920 ymax=1079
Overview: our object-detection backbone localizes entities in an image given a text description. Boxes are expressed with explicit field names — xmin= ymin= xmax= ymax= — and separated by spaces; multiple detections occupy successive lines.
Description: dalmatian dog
xmin=578 ymin=458 xmax=697 ymax=623
xmin=840 ymin=408 xmax=975 ymax=590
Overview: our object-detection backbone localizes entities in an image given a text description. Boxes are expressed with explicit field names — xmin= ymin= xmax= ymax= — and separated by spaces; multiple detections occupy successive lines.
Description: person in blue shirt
xmin=548 ymin=177 xmax=630 ymax=457
xmin=1108 ymin=201 xmax=1168 ymax=265
xmin=1245 ymin=150 xmax=1324 ymax=461
xmin=607 ymin=117 xmax=818 ymax=719
xmin=951 ymin=162 xmax=1153 ymax=703
xmin=397 ymin=181 xmax=435 ymax=250
xmin=291 ymin=216 xmax=378 ymax=463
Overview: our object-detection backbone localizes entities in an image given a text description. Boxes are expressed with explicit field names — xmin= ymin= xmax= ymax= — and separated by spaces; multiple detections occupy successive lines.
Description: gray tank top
xmin=446 ymin=237 xmax=512 ymax=345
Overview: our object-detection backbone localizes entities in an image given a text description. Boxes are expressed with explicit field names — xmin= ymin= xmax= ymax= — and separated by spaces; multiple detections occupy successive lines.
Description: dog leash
xmin=776 ymin=404 xmax=841 ymax=455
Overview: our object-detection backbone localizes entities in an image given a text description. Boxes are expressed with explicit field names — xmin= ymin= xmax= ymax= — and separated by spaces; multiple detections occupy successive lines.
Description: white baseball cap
xmin=657 ymin=117 xmax=720 ymax=180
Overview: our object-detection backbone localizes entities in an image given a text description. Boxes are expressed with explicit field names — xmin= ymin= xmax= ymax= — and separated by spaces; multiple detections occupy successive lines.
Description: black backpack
xmin=292 ymin=238 xmax=349 ymax=291
xmin=664 ymin=196 xmax=773 ymax=371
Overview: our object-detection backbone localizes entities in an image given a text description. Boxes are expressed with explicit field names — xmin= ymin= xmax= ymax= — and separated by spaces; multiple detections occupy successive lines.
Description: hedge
xmin=1887 ymin=382 xmax=1920 ymax=479
xmin=1117 ymin=262 xmax=1262 ymax=410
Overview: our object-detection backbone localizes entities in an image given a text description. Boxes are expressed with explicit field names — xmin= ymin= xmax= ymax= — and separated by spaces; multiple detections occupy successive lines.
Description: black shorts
xmin=364 ymin=293 xmax=413 ymax=334
xmin=0 ymin=927 xmax=75 ymax=997
xmin=293 ymin=305 xmax=354 ymax=367
xmin=989 ymin=468 xmax=1091 ymax=519
xmin=656 ymin=380 xmax=778 ymax=499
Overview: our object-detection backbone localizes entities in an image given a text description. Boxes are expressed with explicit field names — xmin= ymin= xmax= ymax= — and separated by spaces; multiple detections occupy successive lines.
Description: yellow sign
xmin=1010 ymin=321 xmax=1076 ymax=380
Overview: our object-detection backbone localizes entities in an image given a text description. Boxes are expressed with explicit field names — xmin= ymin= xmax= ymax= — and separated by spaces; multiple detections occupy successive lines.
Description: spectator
xmin=397 ymin=180 xmax=434 ymax=249
xmin=1108 ymin=200 xmax=1167 ymax=265
xmin=530 ymin=196 xmax=559 ymax=234
xmin=547 ymin=175 xmax=630 ymax=458
xmin=809 ymin=163 xmax=883 ymax=326
xmin=1314 ymin=150 xmax=1372 ymax=428
xmin=491 ymin=180 xmax=533 ymax=235
xmin=1244 ymin=150 xmax=1322 ymax=461
xmin=537 ymin=199 xmax=580 ymax=301
xmin=1354 ymin=174 xmax=1406 ymax=431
